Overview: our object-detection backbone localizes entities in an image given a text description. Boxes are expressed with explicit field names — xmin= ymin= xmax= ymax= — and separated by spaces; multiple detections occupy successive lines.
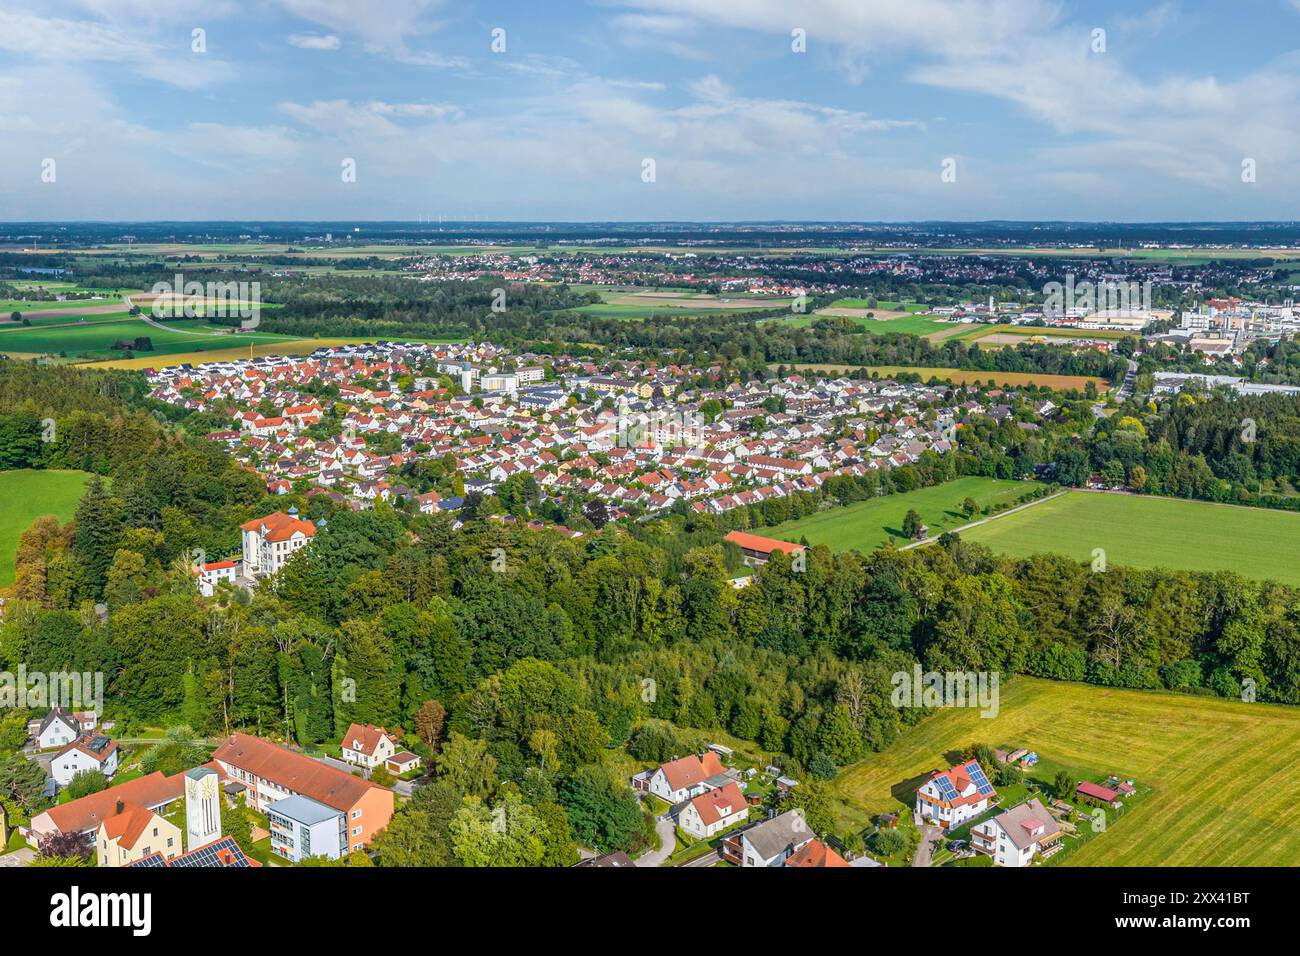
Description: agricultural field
xmin=791 ymin=312 xmax=958 ymax=336
xmin=0 ymin=469 xmax=95 ymax=587
xmin=571 ymin=286 xmax=793 ymax=320
xmin=88 ymin=335 xmax=466 ymax=370
xmin=0 ymin=314 xmax=303 ymax=361
xmin=779 ymin=363 xmax=1111 ymax=392
xmin=832 ymin=676 xmax=1300 ymax=865
xmin=963 ymin=490 xmax=1300 ymax=586
xmin=765 ymin=477 xmax=1044 ymax=552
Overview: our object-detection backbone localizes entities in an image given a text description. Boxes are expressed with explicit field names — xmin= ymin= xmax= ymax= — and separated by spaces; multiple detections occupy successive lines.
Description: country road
xmin=900 ymin=490 xmax=1068 ymax=550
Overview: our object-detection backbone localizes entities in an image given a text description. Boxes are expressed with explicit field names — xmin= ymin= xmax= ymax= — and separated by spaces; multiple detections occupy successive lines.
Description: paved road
xmin=1115 ymin=357 xmax=1139 ymax=402
xmin=678 ymin=848 xmax=721 ymax=867
xmin=900 ymin=490 xmax=1068 ymax=550
xmin=635 ymin=815 xmax=676 ymax=868
xmin=913 ymin=824 xmax=942 ymax=867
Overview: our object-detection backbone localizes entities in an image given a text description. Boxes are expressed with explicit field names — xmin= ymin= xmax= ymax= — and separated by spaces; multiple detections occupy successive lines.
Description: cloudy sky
xmin=3 ymin=0 xmax=1300 ymax=221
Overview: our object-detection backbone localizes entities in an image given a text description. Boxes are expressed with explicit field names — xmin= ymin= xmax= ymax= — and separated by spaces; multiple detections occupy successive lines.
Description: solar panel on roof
xmin=170 ymin=836 xmax=253 ymax=868
xmin=968 ymin=766 xmax=994 ymax=795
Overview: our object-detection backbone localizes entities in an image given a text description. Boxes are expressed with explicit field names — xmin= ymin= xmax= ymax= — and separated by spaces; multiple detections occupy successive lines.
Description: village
xmin=137 ymin=339 xmax=1076 ymax=592
xmin=5 ymin=702 xmax=1141 ymax=870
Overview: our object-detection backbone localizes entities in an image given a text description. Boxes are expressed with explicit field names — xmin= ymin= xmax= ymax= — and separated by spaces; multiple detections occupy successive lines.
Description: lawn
xmin=0 ymin=469 xmax=95 ymax=586
xmin=86 ymin=334 xmax=466 ymax=370
xmin=0 ymin=315 xmax=304 ymax=360
xmin=963 ymin=489 xmax=1300 ymax=586
xmin=764 ymin=478 xmax=1044 ymax=552
xmin=793 ymin=313 xmax=957 ymax=336
xmin=571 ymin=287 xmax=792 ymax=320
xmin=831 ymin=676 xmax=1300 ymax=865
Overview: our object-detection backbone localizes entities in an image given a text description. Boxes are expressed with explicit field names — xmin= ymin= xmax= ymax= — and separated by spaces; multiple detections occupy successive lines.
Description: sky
xmin=3 ymin=0 xmax=1300 ymax=222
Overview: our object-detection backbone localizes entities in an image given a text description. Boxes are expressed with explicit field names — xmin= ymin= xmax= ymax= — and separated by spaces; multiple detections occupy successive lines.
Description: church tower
xmin=185 ymin=766 xmax=222 ymax=851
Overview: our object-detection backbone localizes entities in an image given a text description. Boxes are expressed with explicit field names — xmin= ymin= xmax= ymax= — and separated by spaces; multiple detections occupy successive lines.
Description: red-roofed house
xmin=784 ymin=838 xmax=851 ymax=868
xmin=915 ymin=759 xmax=997 ymax=830
xmin=51 ymin=734 xmax=119 ymax=786
xmin=340 ymin=723 xmax=397 ymax=771
xmin=677 ymin=781 xmax=749 ymax=838
xmin=96 ymin=800 xmax=182 ymax=868
xmin=29 ymin=769 xmax=192 ymax=845
xmin=647 ymin=752 xmax=728 ymax=805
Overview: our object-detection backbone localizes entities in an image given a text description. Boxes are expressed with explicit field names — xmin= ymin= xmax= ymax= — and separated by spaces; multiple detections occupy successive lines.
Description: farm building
xmin=1076 ymin=781 xmax=1121 ymax=808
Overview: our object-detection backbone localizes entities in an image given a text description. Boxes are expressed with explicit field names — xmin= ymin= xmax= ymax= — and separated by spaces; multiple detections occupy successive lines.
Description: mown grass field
xmin=0 ymin=315 xmax=301 ymax=359
xmin=779 ymin=363 xmax=1111 ymax=392
xmin=0 ymin=469 xmax=94 ymax=587
xmin=963 ymin=490 xmax=1300 ymax=586
xmin=765 ymin=477 xmax=1044 ymax=551
xmin=571 ymin=286 xmax=792 ymax=320
xmin=832 ymin=676 xmax=1300 ymax=865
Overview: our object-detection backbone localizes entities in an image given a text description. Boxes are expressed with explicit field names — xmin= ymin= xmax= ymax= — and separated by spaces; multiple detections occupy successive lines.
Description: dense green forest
xmin=3 ymin=355 xmax=1300 ymax=863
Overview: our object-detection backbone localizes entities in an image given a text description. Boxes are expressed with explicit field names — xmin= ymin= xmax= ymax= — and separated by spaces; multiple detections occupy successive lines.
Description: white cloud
xmin=287 ymin=33 xmax=342 ymax=50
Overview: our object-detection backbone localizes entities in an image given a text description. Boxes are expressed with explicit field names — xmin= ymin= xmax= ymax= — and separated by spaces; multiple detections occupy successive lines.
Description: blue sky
xmin=4 ymin=0 xmax=1300 ymax=221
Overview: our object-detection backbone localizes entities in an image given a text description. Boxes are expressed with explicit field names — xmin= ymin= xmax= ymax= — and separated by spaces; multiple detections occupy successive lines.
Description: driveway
xmin=913 ymin=824 xmax=942 ymax=867
xmin=0 ymin=848 xmax=36 ymax=867
xmin=319 ymin=755 xmax=363 ymax=777
xmin=635 ymin=815 xmax=676 ymax=867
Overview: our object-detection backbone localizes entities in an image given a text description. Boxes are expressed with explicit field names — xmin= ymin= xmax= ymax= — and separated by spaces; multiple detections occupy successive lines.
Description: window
xmin=351 ymin=809 xmax=362 ymax=820
xmin=352 ymin=826 xmax=362 ymax=836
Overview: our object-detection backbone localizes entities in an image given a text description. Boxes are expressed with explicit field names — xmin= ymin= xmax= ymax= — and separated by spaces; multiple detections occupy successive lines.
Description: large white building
xmin=240 ymin=510 xmax=317 ymax=577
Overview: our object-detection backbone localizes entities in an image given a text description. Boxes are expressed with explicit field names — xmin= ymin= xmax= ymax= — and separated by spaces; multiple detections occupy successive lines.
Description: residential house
xmin=730 ymin=810 xmax=815 ymax=867
xmin=645 ymin=752 xmax=728 ymax=805
xmin=915 ymin=759 xmax=997 ymax=830
xmin=971 ymin=798 xmax=1062 ymax=866
xmin=784 ymin=838 xmax=851 ymax=868
xmin=339 ymin=723 xmax=397 ymax=771
xmin=97 ymin=800 xmax=183 ymax=868
xmin=676 ymin=782 xmax=749 ymax=839
xmin=212 ymin=733 xmax=394 ymax=852
xmin=51 ymin=735 xmax=119 ymax=786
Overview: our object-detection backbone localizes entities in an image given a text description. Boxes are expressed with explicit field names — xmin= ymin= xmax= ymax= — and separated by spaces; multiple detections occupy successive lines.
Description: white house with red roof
xmin=645 ymin=752 xmax=729 ymax=805
xmin=915 ymin=759 xmax=997 ymax=830
xmin=676 ymin=781 xmax=748 ymax=838
xmin=339 ymin=723 xmax=398 ymax=771
xmin=52 ymin=734 xmax=120 ymax=786
xmin=194 ymin=559 xmax=239 ymax=597
xmin=240 ymin=510 xmax=317 ymax=577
